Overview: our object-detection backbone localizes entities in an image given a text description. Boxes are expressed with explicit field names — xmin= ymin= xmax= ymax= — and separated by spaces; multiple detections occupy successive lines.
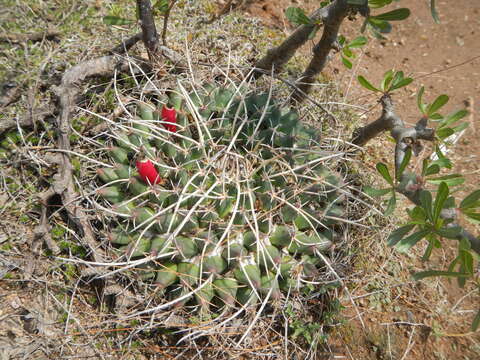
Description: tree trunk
xmin=136 ymin=0 xmax=160 ymax=60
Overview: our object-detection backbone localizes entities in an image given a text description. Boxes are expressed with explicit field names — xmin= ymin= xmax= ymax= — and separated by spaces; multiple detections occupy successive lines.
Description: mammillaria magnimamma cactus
xmin=96 ymin=83 xmax=348 ymax=314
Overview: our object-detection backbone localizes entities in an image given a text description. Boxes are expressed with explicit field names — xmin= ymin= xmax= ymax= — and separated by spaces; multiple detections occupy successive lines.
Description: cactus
xmin=96 ymin=84 xmax=348 ymax=315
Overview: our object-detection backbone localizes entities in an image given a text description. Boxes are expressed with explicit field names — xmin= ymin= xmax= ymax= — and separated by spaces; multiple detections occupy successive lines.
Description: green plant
xmin=95 ymin=84 xmax=348 ymax=315
xmin=358 ymin=78 xmax=480 ymax=331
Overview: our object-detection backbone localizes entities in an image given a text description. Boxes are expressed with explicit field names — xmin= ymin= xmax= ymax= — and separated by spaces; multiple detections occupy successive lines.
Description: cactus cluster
xmin=96 ymin=84 xmax=347 ymax=313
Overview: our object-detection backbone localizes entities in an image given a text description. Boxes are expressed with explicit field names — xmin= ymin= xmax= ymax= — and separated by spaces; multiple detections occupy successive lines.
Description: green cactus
xmin=95 ymin=85 xmax=348 ymax=315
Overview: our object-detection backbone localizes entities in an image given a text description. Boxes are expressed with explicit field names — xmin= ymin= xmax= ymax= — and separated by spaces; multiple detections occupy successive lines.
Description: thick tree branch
xmin=0 ymin=106 xmax=53 ymax=135
xmin=34 ymin=56 xmax=129 ymax=264
xmin=109 ymin=32 xmax=143 ymax=55
xmin=293 ymin=0 xmax=349 ymax=101
xmin=352 ymin=95 xmax=403 ymax=146
xmin=136 ymin=0 xmax=160 ymax=60
xmin=252 ymin=5 xmax=330 ymax=78
xmin=353 ymin=95 xmax=480 ymax=254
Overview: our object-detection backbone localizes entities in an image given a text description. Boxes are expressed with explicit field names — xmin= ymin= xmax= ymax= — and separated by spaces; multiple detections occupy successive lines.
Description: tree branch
xmin=252 ymin=5 xmax=330 ymax=78
xmin=293 ymin=0 xmax=349 ymax=101
xmin=353 ymin=95 xmax=480 ymax=254
xmin=136 ymin=0 xmax=160 ymax=60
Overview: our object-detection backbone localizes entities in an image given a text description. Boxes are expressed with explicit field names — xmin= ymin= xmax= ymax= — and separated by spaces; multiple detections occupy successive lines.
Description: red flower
xmin=161 ymin=105 xmax=177 ymax=133
xmin=136 ymin=159 xmax=162 ymax=185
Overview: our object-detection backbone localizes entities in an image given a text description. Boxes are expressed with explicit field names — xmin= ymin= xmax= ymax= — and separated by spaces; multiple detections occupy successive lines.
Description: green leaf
xmin=408 ymin=206 xmax=427 ymax=223
xmin=363 ymin=186 xmax=391 ymax=197
xmin=384 ymin=194 xmax=397 ymax=216
xmin=358 ymin=76 xmax=381 ymax=92
xmin=460 ymin=190 xmax=480 ymax=209
xmin=436 ymin=127 xmax=454 ymax=140
xmin=422 ymin=240 xmax=434 ymax=262
xmin=427 ymin=174 xmax=465 ymax=187
xmin=397 ymin=147 xmax=412 ymax=181
xmin=427 ymin=94 xmax=449 ymax=116
xmin=452 ymin=122 xmax=469 ymax=133
xmin=460 ymin=249 xmax=474 ymax=275
xmin=155 ymin=0 xmax=170 ymax=14
xmin=389 ymin=73 xmax=413 ymax=92
xmin=367 ymin=18 xmax=392 ymax=36
xmin=348 ymin=36 xmax=368 ymax=48
xmin=425 ymin=164 xmax=440 ymax=176
xmin=429 ymin=113 xmax=443 ymax=120
xmin=376 ymin=162 xmax=394 ymax=185
xmin=439 ymin=109 xmax=468 ymax=128
xmin=463 ymin=211 xmax=480 ymax=225
xmin=103 ymin=16 xmax=133 ymax=26
xmin=472 ymin=309 xmax=480 ymax=332
xmin=285 ymin=7 xmax=312 ymax=26
xmin=420 ymin=190 xmax=433 ymax=222
xmin=436 ymin=226 xmax=462 ymax=239
xmin=371 ymin=8 xmax=411 ymax=21
xmin=387 ymin=224 xmax=415 ymax=247
xmin=368 ymin=0 xmax=393 ymax=9
xmin=341 ymin=56 xmax=353 ymax=69
xmin=381 ymin=70 xmax=394 ymax=93
xmin=432 ymin=146 xmax=452 ymax=169
xmin=417 ymin=86 xmax=427 ymax=114
xmin=395 ymin=229 xmax=430 ymax=252
xmin=412 ymin=270 xmax=470 ymax=281
xmin=433 ymin=182 xmax=449 ymax=222
xmin=343 ymin=47 xmax=354 ymax=58
xmin=430 ymin=0 xmax=440 ymax=24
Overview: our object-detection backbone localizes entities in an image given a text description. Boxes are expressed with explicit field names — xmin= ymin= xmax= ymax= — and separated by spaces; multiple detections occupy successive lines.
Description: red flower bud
xmin=136 ymin=159 xmax=162 ymax=185
xmin=161 ymin=105 xmax=177 ymax=133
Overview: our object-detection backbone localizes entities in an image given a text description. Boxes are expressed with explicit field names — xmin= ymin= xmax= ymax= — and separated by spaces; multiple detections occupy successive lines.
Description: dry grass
xmin=1 ymin=1 xmax=478 ymax=359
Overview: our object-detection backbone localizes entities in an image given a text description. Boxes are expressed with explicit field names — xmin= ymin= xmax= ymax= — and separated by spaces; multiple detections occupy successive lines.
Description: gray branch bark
xmin=252 ymin=5 xmax=331 ymax=78
xmin=293 ymin=0 xmax=349 ymax=101
xmin=353 ymin=95 xmax=480 ymax=254
xmin=136 ymin=0 xmax=160 ymax=60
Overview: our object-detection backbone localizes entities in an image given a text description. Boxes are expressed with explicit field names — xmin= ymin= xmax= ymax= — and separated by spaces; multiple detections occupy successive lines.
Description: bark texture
xmin=253 ymin=6 xmax=331 ymax=78
xmin=353 ymin=94 xmax=480 ymax=254
xmin=294 ymin=0 xmax=349 ymax=101
xmin=137 ymin=0 xmax=160 ymax=59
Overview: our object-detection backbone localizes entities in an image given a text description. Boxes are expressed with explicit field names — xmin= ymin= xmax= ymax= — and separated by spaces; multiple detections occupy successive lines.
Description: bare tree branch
xmin=293 ymin=0 xmax=349 ymax=101
xmin=137 ymin=0 xmax=160 ymax=60
xmin=109 ymin=32 xmax=143 ymax=55
xmin=0 ymin=106 xmax=53 ymax=135
xmin=252 ymin=6 xmax=330 ymax=78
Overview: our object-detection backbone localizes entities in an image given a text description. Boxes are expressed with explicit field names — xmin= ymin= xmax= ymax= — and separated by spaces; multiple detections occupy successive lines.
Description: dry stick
xmin=352 ymin=94 xmax=480 ymax=254
xmin=0 ymin=105 xmax=53 ymax=135
xmin=293 ymin=0 xmax=349 ymax=102
xmin=0 ymin=29 xmax=60 ymax=43
xmin=137 ymin=0 xmax=160 ymax=60
xmin=109 ymin=32 xmax=143 ymax=55
xmin=34 ymin=56 xmax=125 ymax=266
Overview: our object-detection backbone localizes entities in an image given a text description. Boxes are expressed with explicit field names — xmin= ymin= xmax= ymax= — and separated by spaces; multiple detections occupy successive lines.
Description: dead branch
xmin=0 ymin=105 xmax=53 ymax=135
xmin=0 ymin=29 xmax=60 ymax=43
xmin=34 ymin=56 xmax=129 ymax=264
xmin=353 ymin=94 xmax=480 ymax=254
xmin=110 ymin=33 xmax=143 ymax=55
xmin=0 ymin=82 xmax=21 ymax=107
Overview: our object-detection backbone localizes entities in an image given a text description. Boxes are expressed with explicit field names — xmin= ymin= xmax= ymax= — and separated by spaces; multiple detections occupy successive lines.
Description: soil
xmin=241 ymin=0 xmax=480 ymax=359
